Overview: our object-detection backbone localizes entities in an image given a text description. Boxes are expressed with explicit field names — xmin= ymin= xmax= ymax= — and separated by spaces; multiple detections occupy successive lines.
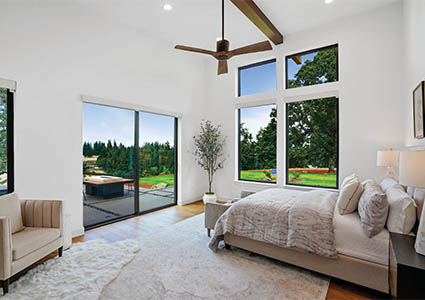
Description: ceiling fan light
xmin=325 ymin=0 xmax=335 ymax=4
xmin=163 ymin=3 xmax=172 ymax=11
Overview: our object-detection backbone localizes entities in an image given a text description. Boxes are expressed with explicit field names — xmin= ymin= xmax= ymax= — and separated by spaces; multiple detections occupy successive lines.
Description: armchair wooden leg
xmin=2 ymin=279 xmax=9 ymax=295
xmin=58 ymin=246 xmax=63 ymax=257
xmin=207 ymin=229 xmax=211 ymax=237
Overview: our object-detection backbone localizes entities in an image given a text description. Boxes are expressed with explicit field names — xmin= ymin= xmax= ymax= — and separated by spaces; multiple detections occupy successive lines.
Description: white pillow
xmin=337 ymin=175 xmax=364 ymax=215
xmin=361 ymin=179 xmax=374 ymax=187
xmin=380 ymin=177 xmax=398 ymax=193
xmin=341 ymin=173 xmax=356 ymax=187
xmin=386 ymin=185 xmax=417 ymax=234
xmin=413 ymin=188 xmax=425 ymax=221
xmin=0 ymin=192 xmax=24 ymax=234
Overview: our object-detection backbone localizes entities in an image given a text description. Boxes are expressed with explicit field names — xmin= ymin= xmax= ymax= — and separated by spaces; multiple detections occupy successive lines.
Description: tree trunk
xmin=328 ymin=156 xmax=335 ymax=173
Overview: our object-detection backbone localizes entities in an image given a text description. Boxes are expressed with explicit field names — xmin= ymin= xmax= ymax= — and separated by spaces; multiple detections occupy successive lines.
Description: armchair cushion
xmin=0 ymin=192 xmax=24 ymax=234
xmin=12 ymin=227 xmax=60 ymax=260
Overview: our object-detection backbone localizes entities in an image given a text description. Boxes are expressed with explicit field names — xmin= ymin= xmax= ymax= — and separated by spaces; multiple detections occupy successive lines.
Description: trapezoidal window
xmin=286 ymin=44 xmax=338 ymax=89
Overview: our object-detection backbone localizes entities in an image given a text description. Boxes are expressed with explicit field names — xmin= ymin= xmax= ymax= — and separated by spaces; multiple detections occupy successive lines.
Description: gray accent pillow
xmin=358 ymin=182 xmax=389 ymax=238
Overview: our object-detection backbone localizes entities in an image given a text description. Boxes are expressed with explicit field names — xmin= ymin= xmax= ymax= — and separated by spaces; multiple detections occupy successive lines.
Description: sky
xmin=239 ymin=61 xmax=276 ymax=97
xmin=83 ymin=103 xmax=174 ymax=147
xmin=240 ymin=104 xmax=275 ymax=141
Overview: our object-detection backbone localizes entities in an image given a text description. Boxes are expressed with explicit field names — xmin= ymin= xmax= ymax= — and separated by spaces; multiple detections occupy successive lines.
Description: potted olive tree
xmin=193 ymin=120 xmax=226 ymax=204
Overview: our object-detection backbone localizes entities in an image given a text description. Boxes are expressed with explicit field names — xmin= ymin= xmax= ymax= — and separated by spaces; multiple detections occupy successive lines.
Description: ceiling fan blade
xmin=230 ymin=41 xmax=272 ymax=57
xmin=217 ymin=60 xmax=228 ymax=75
xmin=175 ymin=45 xmax=216 ymax=56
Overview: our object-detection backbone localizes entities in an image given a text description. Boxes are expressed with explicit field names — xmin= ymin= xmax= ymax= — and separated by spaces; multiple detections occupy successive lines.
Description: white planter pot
xmin=203 ymin=193 xmax=217 ymax=204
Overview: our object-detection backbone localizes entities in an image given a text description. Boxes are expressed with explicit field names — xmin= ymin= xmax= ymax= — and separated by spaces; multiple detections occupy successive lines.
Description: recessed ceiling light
xmin=325 ymin=0 xmax=335 ymax=3
xmin=163 ymin=4 xmax=172 ymax=11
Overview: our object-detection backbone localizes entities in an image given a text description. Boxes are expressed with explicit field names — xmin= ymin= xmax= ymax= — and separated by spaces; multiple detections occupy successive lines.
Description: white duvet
xmin=333 ymin=207 xmax=389 ymax=266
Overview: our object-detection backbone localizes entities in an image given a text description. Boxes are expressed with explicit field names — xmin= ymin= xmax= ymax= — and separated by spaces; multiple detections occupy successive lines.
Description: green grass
xmin=240 ymin=170 xmax=336 ymax=188
xmin=240 ymin=170 xmax=276 ymax=182
xmin=288 ymin=172 xmax=336 ymax=188
xmin=139 ymin=174 xmax=174 ymax=186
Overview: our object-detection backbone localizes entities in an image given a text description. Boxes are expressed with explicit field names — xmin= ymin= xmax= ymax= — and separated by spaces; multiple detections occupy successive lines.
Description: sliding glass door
xmin=83 ymin=102 xmax=177 ymax=228
xmin=139 ymin=112 xmax=177 ymax=213
xmin=83 ymin=103 xmax=136 ymax=228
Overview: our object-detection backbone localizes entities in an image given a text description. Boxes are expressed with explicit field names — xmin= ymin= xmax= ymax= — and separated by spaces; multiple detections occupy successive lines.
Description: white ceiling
xmin=78 ymin=0 xmax=399 ymax=50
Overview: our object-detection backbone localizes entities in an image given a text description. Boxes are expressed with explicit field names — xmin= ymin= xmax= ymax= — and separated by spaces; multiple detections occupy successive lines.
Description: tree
xmin=239 ymin=123 xmax=256 ymax=171
xmin=255 ymin=108 xmax=277 ymax=169
xmin=288 ymin=48 xmax=338 ymax=89
xmin=288 ymin=98 xmax=337 ymax=172
xmin=287 ymin=47 xmax=338 ymax=172
xmin=193 ymin=120 xmax=226 ymax=193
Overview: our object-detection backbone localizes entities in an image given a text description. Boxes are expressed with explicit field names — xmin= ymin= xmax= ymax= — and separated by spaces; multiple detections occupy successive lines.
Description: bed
xmin=210 ymin=188 xmax=390 ymax=293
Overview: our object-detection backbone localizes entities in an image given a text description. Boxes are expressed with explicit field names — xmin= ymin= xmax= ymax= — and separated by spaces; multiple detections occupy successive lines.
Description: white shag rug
xmin=4 ymin=214 xmax=330 ymax=300
xmin=101 ymin=214 xmax=330 ymax=300
xmin=3 ymin=239 xmax=140 ymax=300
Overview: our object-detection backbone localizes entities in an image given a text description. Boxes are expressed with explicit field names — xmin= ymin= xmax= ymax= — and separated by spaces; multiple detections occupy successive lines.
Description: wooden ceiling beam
xmin=291 ymin=55 xmax=302 ymax=65
xmin=230 ymin=0 xmax=283 ymax=45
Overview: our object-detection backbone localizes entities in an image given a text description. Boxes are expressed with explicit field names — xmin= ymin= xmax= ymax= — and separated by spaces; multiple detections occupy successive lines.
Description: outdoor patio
xmin=83 ymin=186 xmax=175 ymax=227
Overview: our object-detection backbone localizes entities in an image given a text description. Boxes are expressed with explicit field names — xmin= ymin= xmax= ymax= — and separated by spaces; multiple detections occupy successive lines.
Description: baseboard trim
xmin=179 ymin=196 xmax=202 ymax=206
xmin=72 ymin=227 xmax=85 ymax=238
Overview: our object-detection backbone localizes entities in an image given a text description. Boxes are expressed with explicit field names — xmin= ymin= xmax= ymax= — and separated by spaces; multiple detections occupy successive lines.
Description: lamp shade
xmin=399 ymin=151 xmax=425 ymax=188
xmin=377 ymin=150 xmax=399 ymax=167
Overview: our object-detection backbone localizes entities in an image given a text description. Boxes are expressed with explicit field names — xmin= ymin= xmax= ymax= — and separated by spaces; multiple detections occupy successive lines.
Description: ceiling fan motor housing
xmin=216 ymin=39 xmax=230 ymax=52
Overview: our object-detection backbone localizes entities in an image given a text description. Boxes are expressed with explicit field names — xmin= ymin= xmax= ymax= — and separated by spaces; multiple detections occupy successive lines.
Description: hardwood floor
xmin=59 ymin=201 xmax=387 ymax=299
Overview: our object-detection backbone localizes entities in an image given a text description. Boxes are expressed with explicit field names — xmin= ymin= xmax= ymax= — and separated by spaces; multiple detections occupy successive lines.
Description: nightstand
xmin=389 ymin=232 xmax=425 ymax=299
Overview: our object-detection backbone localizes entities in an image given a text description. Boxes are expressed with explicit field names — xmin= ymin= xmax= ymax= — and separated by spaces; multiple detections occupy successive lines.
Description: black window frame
xmin=237 ymin=104 xmax=277 ymax=184
xmin=285 ymin=97 xmax=339 ymax=190
xmin=238 ymin=58 xmax=277 ymax=97
xmin=285 ymin=44 xmax=339 ymax=90
xmin=82 ymin=103 xmax=178 ymax=230
xmin=0 ymin=88 xmax=14 ymax=195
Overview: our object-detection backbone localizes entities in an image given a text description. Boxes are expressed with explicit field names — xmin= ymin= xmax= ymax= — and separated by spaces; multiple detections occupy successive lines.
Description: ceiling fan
xmin=174 ymin=0 xmax=273 ymax=75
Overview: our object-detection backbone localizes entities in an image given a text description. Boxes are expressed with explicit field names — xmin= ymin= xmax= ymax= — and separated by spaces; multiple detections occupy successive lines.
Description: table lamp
xmin=377 ymin=149 xmax=399 ymax=177
xmin=399 ymin=151 xmax=425 ymax=255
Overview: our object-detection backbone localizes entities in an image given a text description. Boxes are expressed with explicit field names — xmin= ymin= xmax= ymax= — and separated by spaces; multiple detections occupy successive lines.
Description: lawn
xmin=240 ymin=170 xmax=276 ymax=182
xmin=288 ymin=172 xmax=337 ymax=188
xmin=140 ymin=174 xmax=174 ymax=186
xmin=240 ymin=170 xmax=336 ymax=188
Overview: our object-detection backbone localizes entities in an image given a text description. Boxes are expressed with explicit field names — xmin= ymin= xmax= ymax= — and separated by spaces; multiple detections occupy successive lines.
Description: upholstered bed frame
xmin=224 ymin=233 xmax=388 ymax=293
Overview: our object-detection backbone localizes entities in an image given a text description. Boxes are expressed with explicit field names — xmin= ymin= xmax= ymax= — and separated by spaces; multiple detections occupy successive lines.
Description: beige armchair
xmin=0 ymin=193 xmax=63 ymax=295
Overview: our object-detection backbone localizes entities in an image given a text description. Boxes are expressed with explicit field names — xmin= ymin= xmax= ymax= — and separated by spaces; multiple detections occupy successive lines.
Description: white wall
xmin=0 ymin=2 xmax=208 ymax=236
xmin=403 ymin=0 xmax=425 ymax=148
xmin=204 ymin=3 xmax=405 ymax=198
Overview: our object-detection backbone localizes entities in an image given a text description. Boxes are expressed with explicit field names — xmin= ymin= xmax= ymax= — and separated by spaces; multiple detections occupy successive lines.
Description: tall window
xmin=286 ymin=44 xmax=338 ymax=89
xmin=286 ymin=97 xmax=339 ymax=189
xmin=238 ymin=104 xmax=276 ymax=183
xmin=239 ymin=59 xmax=276 ymax=97
xmin=0 ymin=88 xmax=13 ymax=195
